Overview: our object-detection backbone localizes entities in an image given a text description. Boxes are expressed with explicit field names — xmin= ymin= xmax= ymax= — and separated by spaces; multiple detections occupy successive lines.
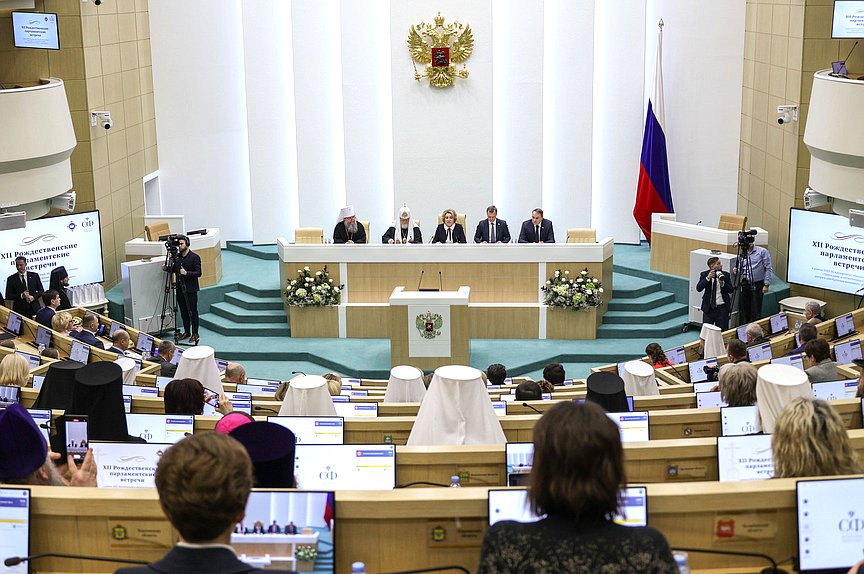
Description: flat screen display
xmin=11 ymin=12 xmax=59 ymax=50
xmin=788 ymin=208 xmax=864 ymax=294
xmin=125 ymin=414 xmax=193 ymax=444
xmin=832 ymin=1 xmax=864 ymax=38
xmin=267 ymin=416 xmax=344 ymax=445
xmin=769 ymin=313 xmax=788 ymax=334
xmin=797 ymin=477 xmax=864 ymax=572
xmin=122 ymin=384 xmax=158 ymax=398
xmin=332 ymin=402 xmax=377 ymax=418
xmin=812 ymin=380 xmax=858 ymax=401
xmin=236 ymin=383 xmax=279 ymax=398
xmin=169 ymin=347 xmax=183 ymax=365
xmin=0 ymin=211 xmax=103 ymax=286
xmin=834 ymin=339 xmax=863 ymax=364
xmin=246 ymin=377 xmax=281 ymax=387
xmin=689 ymin=358 xmax=718 ymax=383
xmin=109 ymin=321 xmax=123 ymax=337
xmin=487 ymin=487 xmax=648 ymax=527
xmin=720 ymin=405 xmax=762 ymax=436
xmin=0 ymin=386 xmax=21 ymax=405
xmin=135 ymin=333 xmax=154 ymax=354
xmin=0 ymin=487 xmax=30 ymax=573
xmin=836 ymin=313 xmax=856 ymax=338
xmin=717 ymin=434 xmax=773 ymax=481
xmin=606 ymin=411 xmax=650 ymax=443
xmin=747 ymin=342 xmax=773 ymax=362
xmin=92 ymin=441 xmax=170 ymax=488
xmin=230 ymin=491 xmax=335 ymax=573
xmin=69 ymin=339 xmax=90 ymax=363
xmin=666 ymin=346 xmax=686 ymax=364
xmin=693 ymin=381 xmax=718 ymax=393
xmin=491 ymin=401 xmax=507 ymax=416
xmin=293 ymin=444 xmax=395 ymax=491
xmin=5 ymin=313 xmax=22 ymax=336
xmin=505 ymin=442 xmax=533 ymax=487
xmin=35 ymin=326 xmax=52 ymax=349
xmin=771 ymin=354 xmax=805 ymax=370
xmin=123 ymin=395 xmax=131 ymax=413
xmin=737 ymin=324 xmax=748 ymax=342
xmin=15 ymin=352 xmax=40 ymax=369
xmin=155 ymin=376 xmax=173 ymax=390
xmin=696 ymin=391 xmax=726 ymax=409
xmin=31 ymin=375 xmax=44 ymax=390
xmin=203 ymin=391 xmax=252 ymax=416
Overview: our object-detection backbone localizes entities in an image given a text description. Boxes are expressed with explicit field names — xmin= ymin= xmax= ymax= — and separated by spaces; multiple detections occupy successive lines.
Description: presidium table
xmin=277 ymin=238 xmax=614 ymax=366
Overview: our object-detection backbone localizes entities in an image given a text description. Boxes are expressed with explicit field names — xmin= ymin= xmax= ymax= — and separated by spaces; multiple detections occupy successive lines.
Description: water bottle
xmin=351 ymin=562 xmax=366 ymax=573
xmin=449 ymin=475 xmax=461 ymax=488
xmin=673 ymin=551 xmax=690 ymax=574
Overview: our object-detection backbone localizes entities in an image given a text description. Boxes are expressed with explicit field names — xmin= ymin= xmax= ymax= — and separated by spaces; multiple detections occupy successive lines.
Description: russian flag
xmin=323 ymin=491 xmax=335 ymax=529
xmin=633 ymin=23 xmax=673 ymax=244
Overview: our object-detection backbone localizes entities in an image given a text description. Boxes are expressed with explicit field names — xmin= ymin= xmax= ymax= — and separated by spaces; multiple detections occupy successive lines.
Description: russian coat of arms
xmin=408 ymin=12 xmax=474 ymax=88
xmin=415 ymin=311 xmax=444 ymax=340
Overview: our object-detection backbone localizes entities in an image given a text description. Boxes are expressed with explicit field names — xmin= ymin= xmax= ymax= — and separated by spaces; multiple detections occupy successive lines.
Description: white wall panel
xmin=341 ymin=0 xmax=394 ymax=241
xmin=292 ymin=0 xmax=346 ymax=232
xmin=149 ymin=0 xmax=252 ymax=241
xmin=492 ymin=0 xmax=543 ymax=231
xmin=543 ymin=0 xmax=595 ymax=229
xmin=390 ymin=0 xmax=493 ymax=241
xmin=242 ymin=0 xmax=299 ymax=245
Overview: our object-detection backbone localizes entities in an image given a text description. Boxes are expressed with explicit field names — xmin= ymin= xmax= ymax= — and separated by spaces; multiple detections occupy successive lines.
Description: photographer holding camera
xmin=697 ymin=257 xmax=733 ymax=331
xmin=163 ymin=235 xmax=202 ymax=344
xmin=735 ymin=236 xmax=773 ymax=324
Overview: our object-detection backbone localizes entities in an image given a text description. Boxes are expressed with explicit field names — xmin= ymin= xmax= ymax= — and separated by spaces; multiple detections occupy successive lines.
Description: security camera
xmin=776 ymin=105 xmax=798 ymax=125
xmin=90 ymin=111 xmax=112 ymax=130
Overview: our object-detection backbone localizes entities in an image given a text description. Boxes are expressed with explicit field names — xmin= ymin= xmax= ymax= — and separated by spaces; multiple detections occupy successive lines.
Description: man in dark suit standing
xmin=114 ymin=433 xmax=296 ymax=574
xmin=517 ymin=208 xmax=555 ymax=243
xmin=5 ymin=256 xmax=44 ymax=318
xmin=696 ymin=257 xmax=733 ymax=331
xmin=168 ymin=236 xmax=202 ymax=344
xmin=474 ymin=205 xmax=511 ymax=243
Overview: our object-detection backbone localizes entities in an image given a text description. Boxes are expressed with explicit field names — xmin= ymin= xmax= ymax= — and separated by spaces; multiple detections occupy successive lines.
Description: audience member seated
xmin=107 ymin=329 xmax=133 ymax=355
xmin=153 ymin=340 xmax=178 ymax=377
xmin=223 ymin=362 xmax=247 ymax=385
xmin=32 ymin=359 xmax=86 ymax=410
xmin=214 ymin=411 xmax=255 ymax=435
xmin=51 ymin=310 xmax=75 ymax=336
xmin=645 ymin=343 xmax=672 ymax=368
xmin=68 ymin=362 xmax=142 ymax=443
xmin=537 ymin=379 xmax=554 ymax=394
xmin=725 ymin=339 xmax=749 ymax=364
xmin=323 ymin=372 xmax=342 ymax=396
xmin=0 ymin=404 xmax=96 ymax=487
xmin=855 ymin=359 xmax=864 ymax=398
xmin=718 ymin=362 xmax=757 ymax=407
xmin=0 ymin=353 xmax=29 ymax=387
xmin=229 ymin=421 xmax=297 ymax=488
xmin=788 ymin=323 xmax=817 ymax=356
xmin=385 ymin=366 xmax=426 ymax=402
xmin=477 ymin=401 xmax=677 ymax=573
xmin=35 ymin=290 xmax=60 ymax=329
xmin=0 ymin=339 xmax=14 ymax=350
xmin=278 ymin=374 xmax=337 ymax=416
xmin=486 ymin=363 xmax=507 ymax=386
xmin=41 ymin=347 xmax=60 ymax=359
xmin=165 ymin=378 xmax=229 ymax=416
xmin=743 ymin=322 xmax=768 ymax=345
xmin=804 ymin=300 xmax=826 ymax=325
xmin=408 ymin=365 xmax=506 ymax=446
xmin=803 ymin=338 xmax=838 ymax=382
xmin=772 ymin=397 xmax=863 ymax=478
xmin=756 ymin=363 xmax=811 ymax=434
xmin=382 ymin=205 xmax=422 ymax=244
xmin=542 ymin=363 xmax=565 ymax=386
xmin=72 ymin=313 xmax=102 ymax=348
xmin=115 ymin=432 xmax=295 ymax=574
xmin=585 ymin=372 xmax=629 ymax=413
xmin=515 ymin=380 xmax=542 ymax=401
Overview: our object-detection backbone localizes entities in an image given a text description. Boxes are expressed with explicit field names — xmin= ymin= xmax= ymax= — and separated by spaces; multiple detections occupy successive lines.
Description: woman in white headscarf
xmin=382 ymin=204 xmax=422 ymax=244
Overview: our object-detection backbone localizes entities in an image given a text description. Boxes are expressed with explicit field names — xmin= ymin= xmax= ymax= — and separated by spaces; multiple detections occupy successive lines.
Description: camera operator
xmin=163 ymin=235 xmax=202 ymax=344
xmin=696 ymin=257 xmax=733 ymax=331
xmin=735 ymin=233 xmax=773 ymax=323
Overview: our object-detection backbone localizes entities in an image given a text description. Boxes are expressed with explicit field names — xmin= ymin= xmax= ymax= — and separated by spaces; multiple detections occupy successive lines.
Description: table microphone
xmin=253 ymin=405 xmax=279 ymax=414
xmin=670 ymin=546 xmax=788 ymax=574
xmin=291 ymin=370 xmax=306 ymax=375
xmin=522 ymin=402 xmax=543 ymax=414
xmin=4 ymin=552 xmax=148 ymax=567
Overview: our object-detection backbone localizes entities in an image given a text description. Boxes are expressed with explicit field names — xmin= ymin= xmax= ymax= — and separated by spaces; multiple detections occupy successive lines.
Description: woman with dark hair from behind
xmin=165 ymin=378 xmax=233 ymax=416
xmin=477 ymin=401 xmax=678 ymax=573
xmin=645 ymin=343 xmax=672 ymax=368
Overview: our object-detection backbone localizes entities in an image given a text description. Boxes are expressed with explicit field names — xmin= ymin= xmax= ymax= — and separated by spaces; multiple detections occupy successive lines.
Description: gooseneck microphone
xmin=670 ymin=546 xmax=788 ymax=574
xmin=253 ymin=405 xmax=279 ymax=414
xmin=4 ymin=553 xmax=148 ymax=568
xmin=522 ymin=402 xmax=543 ymax=415
xmin=291 ymin=370 xmax=306 ymax=375
xmin=417 ymin=270 xmax=425 ymax=291
xmin=843 ymin=40 xmax=859 ymax=64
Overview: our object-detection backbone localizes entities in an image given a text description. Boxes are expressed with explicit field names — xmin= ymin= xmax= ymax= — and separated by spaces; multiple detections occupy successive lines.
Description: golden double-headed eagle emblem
xmin=408 ymin=12 xmax=474 ymax=88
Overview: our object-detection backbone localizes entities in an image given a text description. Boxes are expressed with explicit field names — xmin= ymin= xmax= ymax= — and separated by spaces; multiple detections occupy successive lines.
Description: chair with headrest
xmin=359 ymin=220 xmax=371 ymax=240
xmin=295 ymin=228 xmax=324 ymax=244
xmin=566 ymin=228 xmax=597 ymax=243
xmin=437 ymin=212 xmax=467 ymax=229
xmin=717 ymin=213 xmax=748 ymax=231
xmin=144 ymin=222 xmax=171 ymax=242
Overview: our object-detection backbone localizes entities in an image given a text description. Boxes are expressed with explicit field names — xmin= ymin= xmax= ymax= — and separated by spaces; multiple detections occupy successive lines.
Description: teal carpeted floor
xmin=106 ymin=242 xmax=789 ymax=381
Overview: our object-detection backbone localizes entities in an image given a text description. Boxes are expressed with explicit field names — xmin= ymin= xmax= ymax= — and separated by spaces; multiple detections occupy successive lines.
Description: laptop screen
xmin=125 ymin=414 xmax=194 ymax=444
xmin=487 ymin=486 xmax=648 ymax=527
xmin=769 ymin=312 xmax=788 ymax=334
xmin=811 ymin=380 xmax=858 ymax=401
xmin=771 ymin=354 xmax=804 ymax=370
xmin=717 ymin=434 xmax=774 ymax=481
xmin=696 ymin=391 xmax=726 ymax=409
xmin=16 ymin=351 xmax=40 ymax=370
xmin=122 ymin=384 xmax=159 ymax=398
xmin=720 ymin=405 xmax=762 ymax=436
xmin=230 ymin=490 xmax=335 ymax=572
xmin=836 ymin=313 xmax=855 ymax=338
xmin=606 ymin=411 xmax=650 ymax=442
xmin=747 ymin=342 xmax=773 ymax=362
xmin=135 ymin=333 xmax=154 ymax=354
xmin=689 ymin=358 xmax=718 ymax=383
xmin=797 ymin=476 xmax=864 ymax=572
xmin=69 ymin=339 xmax=90 ymax=363
xmin=737 ymin=324 xmax=748 ymax=342
xmin=666 ymin=346 xmax=686 ymax=365
xmin=0 ymin=487 xmax=30 ymax=566
xmin=505 ymin=442 xmax=534 ymax=487
xmin=235 ymin=383 xmax=279 ymax=398
xmin=267 ymin=416 xmax=345 ymax=445
xmin=35 ymin=325 xmax=52 ymax=348
xmin=5 ymin=312 xmax=22 ymax=336
xmin=834 ymin=339 xmax=863 ymax=365
xmin=0 ymin=385 xmax=21 ymax=405
xmin=333 ymin=402 xmax=377 ymax=418
xmin=293 ymin=444 xmax=395 ymax=490
xmin=109 ymin=321 xmax=123 ymax=337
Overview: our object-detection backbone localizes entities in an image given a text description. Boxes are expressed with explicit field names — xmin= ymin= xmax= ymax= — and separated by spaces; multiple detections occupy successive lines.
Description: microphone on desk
xmin=438 ymin=271 xmax=443 ymax=292
xmin=522 ymin=402 xmax=543 ymax=415
xmin=670 ymin=546 xmax=788 ymax=574
xmin=291 ymin=370 xmax=306 ymax=375
xmin=381 ymin=565 xmax=471 ymax=574
xmin=4 ymin=553 xmax=149 ymax=568
xmin=417 ymin=270 xmax=425 ymax=291
xmin=695 ymin=220 xmax=703 ymax=226
xmin=253 ymin=406 xmax=280 ymax=414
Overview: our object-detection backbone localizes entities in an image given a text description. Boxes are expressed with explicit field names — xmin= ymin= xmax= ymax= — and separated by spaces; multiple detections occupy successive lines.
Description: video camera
xmin=737 ymin=229 xmax=757 ymax=249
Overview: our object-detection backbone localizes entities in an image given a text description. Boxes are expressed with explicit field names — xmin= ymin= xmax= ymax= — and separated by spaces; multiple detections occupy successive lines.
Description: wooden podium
xmin=389 ymin=286 xmax=470 ymax=370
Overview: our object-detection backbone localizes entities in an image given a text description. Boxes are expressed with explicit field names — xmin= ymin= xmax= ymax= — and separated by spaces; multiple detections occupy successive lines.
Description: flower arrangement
xmin=295 ymin=544 xmax=318 ymax=562
xmin=541 ymin=268 xmax=604 ymax=310
xmin=286 ymin=266 xmax=342 ymax=307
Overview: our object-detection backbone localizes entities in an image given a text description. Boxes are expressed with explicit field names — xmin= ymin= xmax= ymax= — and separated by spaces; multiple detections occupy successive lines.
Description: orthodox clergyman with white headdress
xmin=333 ymin=205 xmax=366 ymax=244
xmin=382 ymin=204 xmax=422 ymax=244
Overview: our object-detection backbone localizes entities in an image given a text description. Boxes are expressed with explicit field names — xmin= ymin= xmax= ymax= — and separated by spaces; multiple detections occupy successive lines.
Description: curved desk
xmin=277 ymin=239 xmax=614 ymax=339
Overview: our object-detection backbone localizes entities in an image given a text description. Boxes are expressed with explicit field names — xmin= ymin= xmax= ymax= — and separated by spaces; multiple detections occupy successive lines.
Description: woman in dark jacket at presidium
xmin=477 ymin=401 xmax=679 ymax=574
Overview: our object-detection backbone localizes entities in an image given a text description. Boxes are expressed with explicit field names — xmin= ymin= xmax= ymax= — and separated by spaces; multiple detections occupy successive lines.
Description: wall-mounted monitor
xmin=11 ymin=12 xmax=60 ymax=50
xmin=788 ymin=208 xmax=864 ymax=295
xmin=833 ymin=1 xmax=864 ymax=38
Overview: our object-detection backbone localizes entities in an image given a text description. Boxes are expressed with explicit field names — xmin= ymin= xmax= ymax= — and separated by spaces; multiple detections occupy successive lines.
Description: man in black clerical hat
xmin=32 ymin=359 xmax=86 ymax=411
xmin=68 ymin=361 xmax=140 ymax=443
xmin=230 ymin=421 xmax=297 ymax=488
xmin=585 ymin=371 xmax=630 ymax=413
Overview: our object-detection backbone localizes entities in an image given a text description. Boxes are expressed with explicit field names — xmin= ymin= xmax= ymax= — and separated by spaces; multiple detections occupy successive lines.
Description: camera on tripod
xmin=737 ymin=229 xmax=757 ymax=248
xmin=164 ymin=234 xmax=182 ymax=254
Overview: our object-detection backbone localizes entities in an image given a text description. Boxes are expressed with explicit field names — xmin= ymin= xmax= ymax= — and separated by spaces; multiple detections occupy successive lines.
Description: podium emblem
xmin=416 ymin=311 xmax=443 ymax=339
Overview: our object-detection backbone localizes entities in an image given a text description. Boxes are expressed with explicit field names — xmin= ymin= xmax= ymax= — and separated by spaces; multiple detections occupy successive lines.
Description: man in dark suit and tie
xmin=5 ymin=256 xmax=44 ymax=318
xmin=154 ymin=340 xmax=178 ymax=377
xmin=474 ymin=205 xmax=511 ymax=243
xmin=35 ymin=290 xmax=60 ymax=329
xmin=696 ymin=257 xmax=733 ymax=331
xmin=71 ymin=313 xmax=102 ymax=348
xmin=518 ymin=208 xmax=555 ymax=243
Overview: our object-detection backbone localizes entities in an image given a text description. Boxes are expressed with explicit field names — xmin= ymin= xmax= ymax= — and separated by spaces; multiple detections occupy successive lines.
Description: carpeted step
xmin=606 ymin=290 xmax=675 ymax=311
xmin=210 ymin=301 xmax=289 ymax=324
xmin=601 ymin=302 xmax=689 ymax=325
xmin=199 ymin=313 xmax=291 ymax=336
xmin=597 ymin=315 xmax=689 ymax=339
xmin=225 ymin=290 xmax=284 ymax=311
xmin=238 ymin=284 xmax=283 ymax=299
xmin=225 ymin=241 xmax=280 ymax=260
xmin=611 ymin=272 xmax=661 ymax=299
